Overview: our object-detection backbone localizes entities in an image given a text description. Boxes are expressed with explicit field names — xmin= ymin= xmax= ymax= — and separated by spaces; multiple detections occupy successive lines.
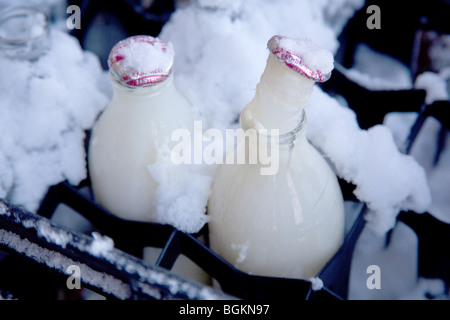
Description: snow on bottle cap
xmin=267 ymin=35 xmax=334 ymax=82
xmin=108 ymin=35 xmax=174 ymax=87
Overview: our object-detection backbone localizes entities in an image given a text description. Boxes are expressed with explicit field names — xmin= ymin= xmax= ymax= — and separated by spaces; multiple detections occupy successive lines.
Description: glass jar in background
xmin=0 ymin=6 xmax=50 ymax=61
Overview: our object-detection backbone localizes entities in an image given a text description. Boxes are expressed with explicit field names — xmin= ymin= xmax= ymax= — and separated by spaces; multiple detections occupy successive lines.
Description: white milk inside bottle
xmin=88 ymin=35 xmax=193 ymax=222
xmin=208 ymin=35 xmax=345 ymax=280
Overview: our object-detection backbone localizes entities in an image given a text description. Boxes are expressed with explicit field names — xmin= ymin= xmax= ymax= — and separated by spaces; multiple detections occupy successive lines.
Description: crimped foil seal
xmin=267 ymin=35 xmax=332 ymax=82
xmin=108 ymin=35 xmax=174 ymax=87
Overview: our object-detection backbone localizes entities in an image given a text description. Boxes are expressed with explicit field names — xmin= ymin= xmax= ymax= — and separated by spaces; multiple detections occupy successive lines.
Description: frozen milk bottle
xmin=208 ymin=35 xmax=345 ymax=280
xmin=88 ymin=35 xmax=193 ymax=222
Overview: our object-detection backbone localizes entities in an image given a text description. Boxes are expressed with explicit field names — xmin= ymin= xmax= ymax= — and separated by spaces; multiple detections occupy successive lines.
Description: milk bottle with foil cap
xmin=88 ymin=35 xmax=193 ymax=222
xmin=208 ymin=35 xmax=345 ymax=280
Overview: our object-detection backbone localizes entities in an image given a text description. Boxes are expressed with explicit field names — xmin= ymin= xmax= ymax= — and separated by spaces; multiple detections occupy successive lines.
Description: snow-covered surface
xmin=345 ymin=43 xmax=450 ymax=226
xmin=0 ymin=199 xmax=231 ymax=300
xmin=0 ymin=229 xmax=131 ymax=299
xmin=306 ymin=88 xmax=431 ymax=234
xmin=342 ymin=43 xmax=449 ymax=299
xmin=89 ymin=232 xmax=114 ymax=257
xmin=108 ymin=35 xmax=175 ymax=86
xmin=349 ymin=220 xmax=447 ymax=300
xmin=158 ymin=0 xmax=448 ymax=300
xmin=159 ymin=0 xmax=431 ymax=235
xmin=110 ymin=37 xmax=174 ymax=76
xmin=414 ymin=71 xmax=449 ymax=104
xmin=146 ymin=161 xmax=213 ymax=233
xmin=160 ymin=0 xmax=355 ymax=130
xmin=309 ymin=277 xmax=324 ymax=291
xmin=0 ymin=29 xmax=109 ymax=211
xmin=341 ymin=43 xmax=413 ymax=90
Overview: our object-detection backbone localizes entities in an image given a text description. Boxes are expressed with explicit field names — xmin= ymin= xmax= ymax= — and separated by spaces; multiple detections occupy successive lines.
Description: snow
xmin=0 ymin=28 xmax=109 ymax=212
xmin=344 ymin=44 xmax=449 ymax=299
xmin=155 ymin=0 xmax=364 ymax=234
xmin=399 ymin=278 xmax=447 ymax=300
xmin=89 ymin=232 xmax=114 ymax=257
xmin=230 ymin=241 xmax=249 ymax=265
xmin=348 ymin=45 xmax=450 ymax=225
xmin=306 ymin=89 xmax=431 ymax=234
xmin=349 ymin=221 xmax=418 ymax=299
xmin=108 ymin=35 xmax=174 ymax=86
xmin=342 ymin=44 xmax=450 ymax=225
xmin=197 ymin=0 xmax=242 ymax=12
xmin=0 ymin=292 xmax=16 ymax=300
xmin=35 ymin=219 xmax=72 ymax=248
xmin=158 ymin=0 xmax=447 ymax=300
xmin=346 ymin=43 xmax=413 ymax=90
xmin=428 ymin=33 xmax=450 ymax=73
xmin=147 ymin=162 xmax=213 ymax=234
xmin=160 ymin=0 xmax=431 ymax=235
xmin=0 ymin=0 xmax=60 ymax=9
xmin=349 ymin=220 xmax=447 ymax=300
xmin=0 ymin=199 xmax=230 ymax=299
xmin=0 ymin=153 xmax=12 ymax=199
xmin=0 ymin=228 xmax=131 ymax=299
xmin=385 ymin=113 xmax=450 ymax=224
xmin=0 ymin=0 xmax=448 ymax=300
xmin=160 ymin=0 xmax=352 ymax=130
xmin=309 ymin=277 xmax=324 ymax=291
xmin=112 ymin=38 xmax=173 ymax=73
xmin=414 ymin=71 xmax=449 ymax=105
xmin=0 ymin=199 xmax=7 ymax=215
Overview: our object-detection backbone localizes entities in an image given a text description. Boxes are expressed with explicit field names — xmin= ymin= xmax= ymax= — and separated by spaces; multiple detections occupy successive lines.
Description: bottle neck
xmin=242 ymin=53 xmax=315 ymax=135
xmin=110 ymin=72 xmax=174 ymax=100
xmin=238 ymin=108 xmax=307 ymax=176
xmin=240 ymin=107 xmax=307 ymax=149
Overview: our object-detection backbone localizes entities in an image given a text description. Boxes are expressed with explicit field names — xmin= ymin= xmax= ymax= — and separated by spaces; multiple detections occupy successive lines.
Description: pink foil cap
xmin=267 ymin=35 xmax=333 ymax=82
xmin=108 ymin=35 xmax=174 ymax=87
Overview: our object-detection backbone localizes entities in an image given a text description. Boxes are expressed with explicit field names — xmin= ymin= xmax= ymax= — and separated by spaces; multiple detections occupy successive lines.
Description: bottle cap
xmin=108 ymin=35 xmax=174 ymax=87
xmin=267 ymin=35 xmax=334 ymax=82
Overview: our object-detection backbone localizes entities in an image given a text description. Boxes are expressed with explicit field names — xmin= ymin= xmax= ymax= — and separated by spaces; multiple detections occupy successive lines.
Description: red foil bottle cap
xmin=267 ymin=35 xmax=334 ymax=82
xmin=108 ymin=35 xmax=174 ymax=87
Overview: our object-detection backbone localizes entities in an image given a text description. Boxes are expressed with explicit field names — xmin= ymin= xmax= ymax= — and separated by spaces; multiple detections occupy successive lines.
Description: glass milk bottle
xmin=208 ymin=35 xmax=345 ymax=280
xmin=88 ymin=35 xmax=193 ymax=222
